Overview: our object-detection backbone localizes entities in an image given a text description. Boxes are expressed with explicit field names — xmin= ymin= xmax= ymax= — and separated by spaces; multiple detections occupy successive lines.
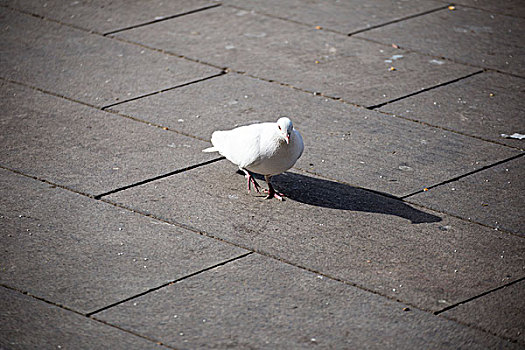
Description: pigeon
xmin=203 ymin=117 xmax=304 ymax=200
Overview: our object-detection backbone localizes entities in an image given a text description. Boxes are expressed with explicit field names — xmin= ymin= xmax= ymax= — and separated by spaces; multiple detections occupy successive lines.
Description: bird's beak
xmin=285 ymin=133 xmax=290 ymax=144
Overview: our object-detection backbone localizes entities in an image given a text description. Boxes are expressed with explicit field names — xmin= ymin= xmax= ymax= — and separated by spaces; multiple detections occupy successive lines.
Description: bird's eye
xmin=278 ymin=125 xmax=281 ymax=130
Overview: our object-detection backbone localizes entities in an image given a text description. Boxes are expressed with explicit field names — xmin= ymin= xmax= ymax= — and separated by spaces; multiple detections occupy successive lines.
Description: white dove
xmin=203 ymin=117 xmax=304 ymax=200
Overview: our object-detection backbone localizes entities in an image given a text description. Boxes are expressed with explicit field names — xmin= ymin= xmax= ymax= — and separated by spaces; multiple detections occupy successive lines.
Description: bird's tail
xmin=202 ymin=146 xmax=217 ymax=153
xmin=203 ymin=131 xmax=219 ymax=152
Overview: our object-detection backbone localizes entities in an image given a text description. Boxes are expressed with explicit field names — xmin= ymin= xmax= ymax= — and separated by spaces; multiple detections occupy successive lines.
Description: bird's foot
xmin=264 ymin=186 xmax=284 ymax=201
xmin=245 ymin=174 xmax=262 ymax=193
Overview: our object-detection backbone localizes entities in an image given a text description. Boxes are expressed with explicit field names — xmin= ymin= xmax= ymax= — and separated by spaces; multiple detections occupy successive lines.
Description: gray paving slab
xmin=0 ymin=80 xmax=217 ymax=196
xmin=379 ymin=71 xmax=525 ymax=148
xmin=0 ymin=166 xmax=246 ymax=314
xmin=442 ymin=280 xmax=525 ymax=345
xmin=407 ymin=155 xmax=525 ymax=235
xmin=2 ymin=0 xmax=217 ymax=34
xmin=96 ymin=254 xmax=518 ymax=349
xmin=0 ymin=7 xmax=219 ymax=107
xmin=0 ymin=287 xmax=165 ymax=350
xmin=106 ymin=160 xmax=525 ymax=312
xmin=223 ymin=0 xmax=446 ymax=34
xmin=356 ymin=6 xmax=525 ymax=76
xmin=114 ymin=5 xmax=479 ymax=107
xmin=110 ymin=73 xmax=519 ymax=197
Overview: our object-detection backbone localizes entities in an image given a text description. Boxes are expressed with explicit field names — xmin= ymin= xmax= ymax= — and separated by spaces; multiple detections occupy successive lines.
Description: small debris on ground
xmin=500 ymin=133 xmax=525 ymax=139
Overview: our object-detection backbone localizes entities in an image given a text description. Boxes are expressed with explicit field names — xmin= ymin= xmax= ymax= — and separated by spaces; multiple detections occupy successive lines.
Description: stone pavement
xmin=0 ymin=0 xmax=524 ymax=348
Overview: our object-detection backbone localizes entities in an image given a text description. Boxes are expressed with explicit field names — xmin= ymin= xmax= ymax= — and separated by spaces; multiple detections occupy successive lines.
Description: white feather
xmin=203 ymin=117 xmax=304 ymax=176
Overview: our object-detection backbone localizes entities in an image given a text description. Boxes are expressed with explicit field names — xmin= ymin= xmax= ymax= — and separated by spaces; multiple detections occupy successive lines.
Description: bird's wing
xmin=211 ymin=123 xmax=271 ymax=168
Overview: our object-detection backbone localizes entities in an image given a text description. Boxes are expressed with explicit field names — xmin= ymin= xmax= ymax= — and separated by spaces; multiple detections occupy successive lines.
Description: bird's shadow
xmin=240 ymin=171 xmax=441 ymax=224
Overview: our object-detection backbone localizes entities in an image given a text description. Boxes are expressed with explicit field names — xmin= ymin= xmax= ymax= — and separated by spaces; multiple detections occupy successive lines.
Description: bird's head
xmin=277 ymin=117 xmax=293 ymax=144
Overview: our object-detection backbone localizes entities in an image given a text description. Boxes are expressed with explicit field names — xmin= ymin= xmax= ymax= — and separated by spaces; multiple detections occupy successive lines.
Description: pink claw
xmin=265 ymin=185 xmax=284 ymax=201
xmin=245 ymin=173 xmax=262 ymax=193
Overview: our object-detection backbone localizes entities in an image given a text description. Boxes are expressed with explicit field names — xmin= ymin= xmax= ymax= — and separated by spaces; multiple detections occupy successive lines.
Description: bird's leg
xmin=241 ymin=168 xmax=261 ymax=193
xmin=264 ymin=175 xmax=284 ymax=201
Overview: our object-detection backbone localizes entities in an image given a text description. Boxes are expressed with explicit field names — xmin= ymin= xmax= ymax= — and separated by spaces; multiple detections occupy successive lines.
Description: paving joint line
xmin=99 ymin=197 xmax=261 ymax=254
xmin=105 ymin=108 xmax=210 ymax=142
xmin=97 ymin=198 xmax=525 ymax=344
xmin=231 ymin=71 xmax=522 ymax=151
xmin=5 ymin=1 xmax=524 ymax=82
xmin=1 ymin=3 xmax=523 ymax=343
xmin=362 ymin=69 xmax=525 ymax=150
xmin=0 ymin=76 xmax=99 ymax=110
xmin=1 ymin=131 xmax=518 ymax=239
xmin=376 ymin=109 xmax=525 ymax=151
xmin=0 ymin=79 xmax=520 ymax=237
xmin=434 ymin=276 xmax=525 ymax=315
xmin=1 ymin=3 xmax=227 ymax=73
xmin=103 ymin=3 xmax=222 ymax=36
xmin=353 ymin=35 xmax=525 ymax=79
xmin=401 ymin=152 xmax=525 ymax=199
xmin=0 ymin=153 xmax=398 ymax=222
xmin=3 ymin=6 xmax=522 ymax=150
xmin=100 ymin=163 xmax=520 ymax=243
xmin=3 ymin=68 xmax=519 ymax=213
xmin=0 ymin=4 xmax=105 ymax=35
xmin=366 ymin=70 xmax=484 ymax=109
xmin=0 ymin=164 xmax=96 ymax=199
xmin=348 ymin=4 xmax=451 ymax=36
xmin=87 ymin=252 xmax=253 ymax=316
xmin=243 ymin=259 xmax=521 ymax=345
xmin=107 ymin=35 xmax=227 ymax=71
xmin=0 ymin=75 xmax=218 ymax=142
xmin=1 ymin=283 xmax=86 ymax=317
xmin=292 ymin=166 xmax=523 ymax=238
xmin=223 ymin=4 xmax=347 ymax=35
xmin=235 ymin=251 xmax=525 ymax=346
xmin=221 ymin=3 xmax=524 ymax=80
xmin=0 ymin=163 xmax=258 ymax=267
xmin=1 ymin=164 xmax=519 ymax=341
xmin=89 ymin=317 xmax=176 ymax=349
xmin=440 ymin=1 xmax=525 ymax=20
xmin=90 ymin=194 xmax=525 ymax=345
xmin=402 ymin=197 xmax=524 ymax=238
xmin=231 ymin=70 xmax=369 ymax=110
xmin=0 ymin=284 xmax=174 ymax=349
xmin=105 ymin=5 xmax=525 ymax=87
xmin=225 ymin=3 xmax=450 ymax=37
xmin=291 ymin=167 xmax=402 ymax=201
xmin=436 ymin=312 xmax=523 ymax=345
xmin=6 ymin=0 xmax=512 ymax=83
xmin=91 ymin=197 xmax=435 ymax=314
xmin=101 ymin=71 xmax=226 ymax=110
xmin=97 ymin=197 xmax=481 ymax=315
xmin=3 ymin=160 xmax=519 ymax=239
xmin=93 ymin=157 xmax=225 ymax=199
